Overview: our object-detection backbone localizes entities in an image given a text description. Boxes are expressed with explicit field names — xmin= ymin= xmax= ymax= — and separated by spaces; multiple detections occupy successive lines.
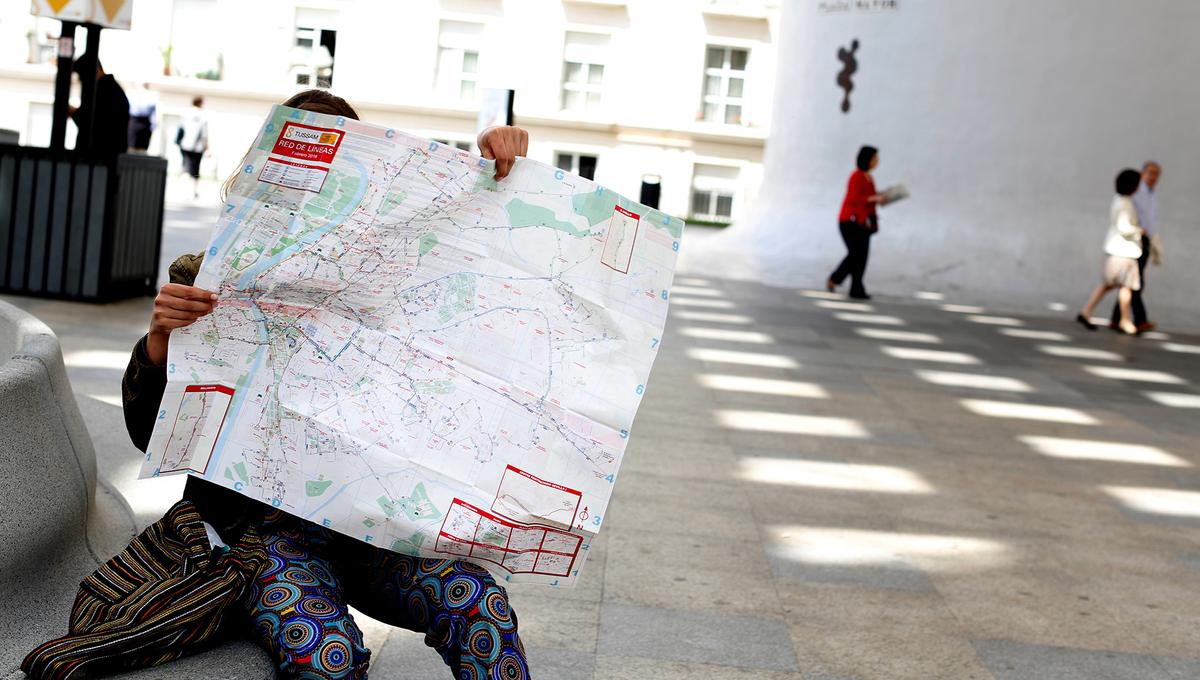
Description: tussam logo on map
xmin=271 ymin=122 xmax=343 ymax=163
xmin=260 ymin=122 xmax=346 ymax=193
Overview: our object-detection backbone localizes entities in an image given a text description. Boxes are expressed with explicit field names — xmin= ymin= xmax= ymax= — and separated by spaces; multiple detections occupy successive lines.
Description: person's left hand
xmin=478 ymin=126 xmax=529 ymax=180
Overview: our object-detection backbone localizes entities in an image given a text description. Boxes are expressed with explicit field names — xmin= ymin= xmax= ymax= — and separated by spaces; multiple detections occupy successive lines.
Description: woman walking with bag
xmin=827 ymin=145 xmax=887 ymax=300
xmin=1076 ymin=168 xmax=1145 ymax=336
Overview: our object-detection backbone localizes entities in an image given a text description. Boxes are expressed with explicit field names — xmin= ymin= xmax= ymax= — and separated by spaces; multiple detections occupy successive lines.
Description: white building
xmin=0 ymin=0 xmax=780 ymax=226
xmin=705 ymin=0 xmax=1200 ymax=330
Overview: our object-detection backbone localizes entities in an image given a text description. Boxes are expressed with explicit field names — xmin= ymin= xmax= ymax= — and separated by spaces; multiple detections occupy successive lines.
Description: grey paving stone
xmin=973 ymin=639 xmax=1200 ymax=680
xmin=594 ymin=655 xmax=807 ymax=679
xmin=1179 ymin=552 xmax=1200 ymax=571
xmin=733 ymin=445 xmax=850 ymax=464
xmin=767 ymin=554 xmax=935 ymax=593
xmin=598 ymin=603 xmax=800 ymax=672
xmin=603 ymin=531 xmax=780 ymax=616
xmin=1111 ymin=506 xmax=1200 ymax=529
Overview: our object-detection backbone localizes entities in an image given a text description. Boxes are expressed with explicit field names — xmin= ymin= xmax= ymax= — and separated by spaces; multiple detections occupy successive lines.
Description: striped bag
xmin=22 ymin=500 xmax=268 ymax=680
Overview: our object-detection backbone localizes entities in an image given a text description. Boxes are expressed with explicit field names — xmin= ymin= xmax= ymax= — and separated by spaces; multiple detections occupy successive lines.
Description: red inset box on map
xmin=491 ymin=465 xmax=583 ymax=529
xmin=600 ymin=205 xmax=640 ymax=274
xmin=259 ymin=158 xmax=330 ymax=193
xmin=159 ymin=384 xmax=234 ymax=475
xmin=435 ymin=499 xmax=583 ymax=577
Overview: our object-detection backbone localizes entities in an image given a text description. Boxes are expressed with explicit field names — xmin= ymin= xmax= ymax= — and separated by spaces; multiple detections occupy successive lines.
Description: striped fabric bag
xmin=22 ymin=501 xmax=268 ymax=680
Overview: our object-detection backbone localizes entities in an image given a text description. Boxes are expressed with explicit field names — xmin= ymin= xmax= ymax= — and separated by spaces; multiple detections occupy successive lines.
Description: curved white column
xmin=692 ymin=1 xmax=1200 ymax=328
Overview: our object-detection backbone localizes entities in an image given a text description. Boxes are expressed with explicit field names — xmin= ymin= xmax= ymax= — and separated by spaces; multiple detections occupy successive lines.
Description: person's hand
xmin=145 ymin=283 xmax=218 ymax=365
xmin=67 ymin=104 xmax=77 ymax=117
xmin=477 ymin=126 xmax=529 ymax=180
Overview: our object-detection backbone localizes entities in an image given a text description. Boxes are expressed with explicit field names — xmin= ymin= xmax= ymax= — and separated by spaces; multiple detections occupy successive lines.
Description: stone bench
xmin=0 ymin=300 xmax=273 ymax=679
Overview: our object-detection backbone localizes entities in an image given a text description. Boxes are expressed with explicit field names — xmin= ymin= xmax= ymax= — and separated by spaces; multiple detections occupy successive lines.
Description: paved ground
xmin=6 ymin=195 xmax=1200 ymax=678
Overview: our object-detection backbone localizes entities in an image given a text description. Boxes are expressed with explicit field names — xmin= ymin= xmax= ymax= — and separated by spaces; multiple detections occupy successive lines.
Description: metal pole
xmin=49 ymin=21 xmax=77 ymax=152
xmin=77 ymin=24 xmax=103 ymax=155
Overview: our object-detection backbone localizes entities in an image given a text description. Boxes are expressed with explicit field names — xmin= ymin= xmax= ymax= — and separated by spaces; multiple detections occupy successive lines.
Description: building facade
xmin=0 ymin=0 xmax=779 ymax=226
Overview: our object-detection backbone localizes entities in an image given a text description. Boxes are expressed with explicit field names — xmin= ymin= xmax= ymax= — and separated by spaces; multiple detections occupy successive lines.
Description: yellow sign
xmin=97 ymin=0 xmax=126 ymax=24
xmin=30 ymin=0 xmax=133 ymax=30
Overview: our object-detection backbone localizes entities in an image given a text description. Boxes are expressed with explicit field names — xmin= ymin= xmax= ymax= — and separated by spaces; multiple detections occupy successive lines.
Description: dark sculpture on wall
xmin=837 ymin=39 xmax=859 ymax=113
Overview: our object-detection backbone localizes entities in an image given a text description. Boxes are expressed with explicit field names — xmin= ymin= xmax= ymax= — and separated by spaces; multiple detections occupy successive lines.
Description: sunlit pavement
xmin=6 ymin=211 xmax=1200 ymax=678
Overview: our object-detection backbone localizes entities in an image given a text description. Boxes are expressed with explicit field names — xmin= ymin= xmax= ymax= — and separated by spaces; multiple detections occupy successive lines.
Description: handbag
xmin=21 ymin=501 xmax=268 ymax=680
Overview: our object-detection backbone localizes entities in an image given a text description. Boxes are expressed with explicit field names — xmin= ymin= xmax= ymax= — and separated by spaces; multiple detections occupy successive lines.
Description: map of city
xmin=140 ymin=105 xmax=684 ymax=586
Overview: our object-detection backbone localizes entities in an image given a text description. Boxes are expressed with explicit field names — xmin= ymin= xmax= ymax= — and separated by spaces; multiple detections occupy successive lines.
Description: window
xmin=290 ymin=9 xmax=338 ymax=88
xmin=561 ymin=32 xmax=609 ymax=112
xmin=436 ymin=21 xmax=483 ymax=102
xmin=691 ymin=164 xmax=740 ymax=223
xmin=700 ymin=45 xmax=749 ymax=124
xmin=555 ymin=152 xmax=598 ymax=181
xmin=27 ymin=18 xmax=60 ymax=65
xmin=433 ymin=139 xmax=473 ymax=152
xmin=167 ymin=0 xmax=221 ymax=77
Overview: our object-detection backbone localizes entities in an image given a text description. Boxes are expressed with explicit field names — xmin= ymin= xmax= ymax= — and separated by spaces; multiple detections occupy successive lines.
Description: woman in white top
xmin=1076 ymin=168 xmax=1145 ymax=335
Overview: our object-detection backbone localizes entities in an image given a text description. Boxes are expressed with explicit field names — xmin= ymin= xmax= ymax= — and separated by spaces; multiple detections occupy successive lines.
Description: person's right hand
xmin=145 ymin=283 xmax=218 ymax=365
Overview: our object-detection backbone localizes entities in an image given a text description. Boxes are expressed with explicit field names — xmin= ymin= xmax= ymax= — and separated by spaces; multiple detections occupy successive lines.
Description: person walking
xmin=1077 ymin=168 xmax=1145 ymax=335
xmin=177 ymin=96 xmax=209 ymax=199
xmin=827 ymin=145 xmax=887 ymax=300
xmin=1109 ymin=161 xmax=1161 ymax=331
xmin=126 ymin=82 xmax=158 ymax=153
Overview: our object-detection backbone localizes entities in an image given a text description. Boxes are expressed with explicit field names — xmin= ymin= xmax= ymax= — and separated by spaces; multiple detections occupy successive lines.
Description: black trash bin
xmin=0 ymin=145 xmax=167 ymax=301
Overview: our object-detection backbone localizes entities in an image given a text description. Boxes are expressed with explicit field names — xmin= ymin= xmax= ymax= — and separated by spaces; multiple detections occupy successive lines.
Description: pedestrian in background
xmin=68 ymin=53 xmax=129 ymax=158
xmin=1109 ymin=161 xmax=1161 ymax=331
xmin=828 ymin=145 xmax=887 ymax=300
xmin=126 ymin=82 xmax=158 ymax=153
xmin=177 ymin=96 xmax=208 ymax=199
xmin=1077 ymin=168 xmax=1145 ymax=335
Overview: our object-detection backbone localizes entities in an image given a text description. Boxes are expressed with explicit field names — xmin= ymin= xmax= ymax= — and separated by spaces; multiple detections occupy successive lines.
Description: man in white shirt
xmin=126 ymin=83 xmax=158 ymax=153
xmin=1110 ymin=161 xmax=1160 ymax=331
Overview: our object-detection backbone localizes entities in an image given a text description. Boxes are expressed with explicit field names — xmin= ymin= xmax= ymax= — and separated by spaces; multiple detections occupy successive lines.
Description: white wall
xmin=703 ymin=0 xmax=1200 ymax=329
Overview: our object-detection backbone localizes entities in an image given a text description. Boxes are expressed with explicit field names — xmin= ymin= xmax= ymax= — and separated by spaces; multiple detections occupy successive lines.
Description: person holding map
xmin=121 ymin=89 xmax=533 ymax=679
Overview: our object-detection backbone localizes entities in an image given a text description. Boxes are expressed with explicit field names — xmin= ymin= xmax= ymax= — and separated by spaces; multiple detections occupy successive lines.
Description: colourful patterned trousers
xmin=248 ymin=515 xmax=529 ymax=679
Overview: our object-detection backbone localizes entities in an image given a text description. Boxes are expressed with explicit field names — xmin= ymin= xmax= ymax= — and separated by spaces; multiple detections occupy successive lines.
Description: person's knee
xmin=274 ymin=626 xmax=370 ymax=680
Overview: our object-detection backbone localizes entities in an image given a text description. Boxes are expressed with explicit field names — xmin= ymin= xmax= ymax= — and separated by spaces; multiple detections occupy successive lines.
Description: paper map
xmin=140 ymin=105 xmax=684 ymax=586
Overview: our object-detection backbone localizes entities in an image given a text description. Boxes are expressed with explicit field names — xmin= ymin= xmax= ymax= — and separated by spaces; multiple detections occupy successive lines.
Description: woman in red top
xmin=828 ymin=146 xmax=886 ymax=300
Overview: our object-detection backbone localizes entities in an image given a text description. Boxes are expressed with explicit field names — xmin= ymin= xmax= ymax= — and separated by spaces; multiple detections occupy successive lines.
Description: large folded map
xmin=140 ymin=105 xmax=684 ymax=586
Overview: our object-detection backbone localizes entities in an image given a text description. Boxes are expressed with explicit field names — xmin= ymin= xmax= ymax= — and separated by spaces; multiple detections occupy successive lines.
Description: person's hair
xmin=220 ymin=90 xmax=360 ymax=202
xmin=1142 ymin=160 xmax=1160 ymax=172
xmin=856 ymin=146 xmax=878 ymax=172
xmin=192 ymin=96 xmax=204 ymax=108
xmin=281 ymin=89 xmax=360 ymax=120
xmin=70 ymin=52 xmax=102 ymax=76
xmin=1115 ymin=168 xmax=1142 ymax=196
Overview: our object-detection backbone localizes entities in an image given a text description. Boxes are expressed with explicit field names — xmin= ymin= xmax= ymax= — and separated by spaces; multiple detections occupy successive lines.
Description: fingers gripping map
xmin=140 ymin=106 xmax=684 ymax=586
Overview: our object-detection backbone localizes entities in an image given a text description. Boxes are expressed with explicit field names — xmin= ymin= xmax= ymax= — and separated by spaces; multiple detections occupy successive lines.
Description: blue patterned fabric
xmin=248 ymin=514 xmax=529 ymax=679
